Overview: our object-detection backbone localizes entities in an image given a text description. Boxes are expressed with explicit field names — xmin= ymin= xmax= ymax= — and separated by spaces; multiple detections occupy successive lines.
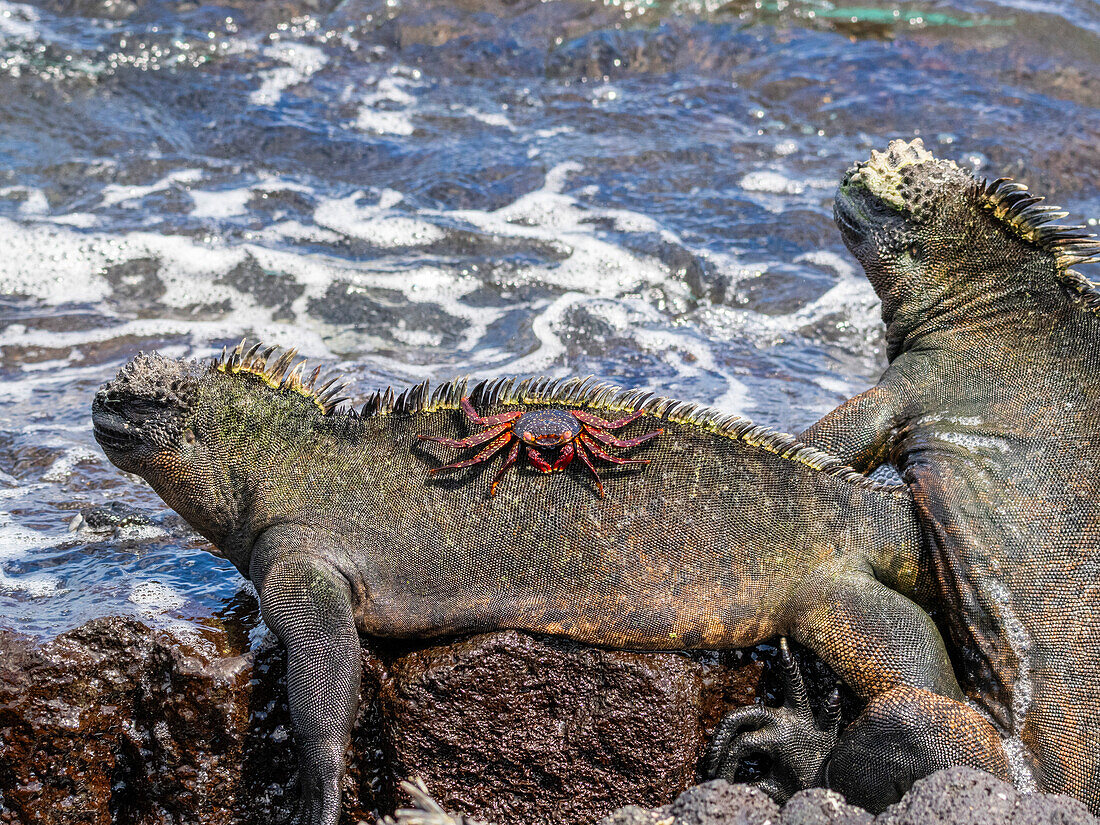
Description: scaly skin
xmin=801 ymin=138 xmax=1100 ymax=809
xmin=91 ymin=350 xmax=1005 ymax=823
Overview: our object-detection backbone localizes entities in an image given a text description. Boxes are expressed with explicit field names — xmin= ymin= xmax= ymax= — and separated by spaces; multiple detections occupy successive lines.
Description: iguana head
xmin=835 ymin=139 xmax=971 ymax=292
xmin=92 ymin=352 xmax=202 ymax=477
xmin=92 ymin=351 xmax=237 ymax=549
xmin=92 ymin=343 xmax=347 ymax=572
xmin=834 ymin=138 xmax=1098 ymax=352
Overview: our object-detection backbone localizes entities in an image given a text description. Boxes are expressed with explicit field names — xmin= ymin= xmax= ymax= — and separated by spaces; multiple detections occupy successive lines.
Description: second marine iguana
xmin=91 ymin=345 xmax=1006 ymax=824
xmin=771 ymin=139 xmax=1099 ymax=810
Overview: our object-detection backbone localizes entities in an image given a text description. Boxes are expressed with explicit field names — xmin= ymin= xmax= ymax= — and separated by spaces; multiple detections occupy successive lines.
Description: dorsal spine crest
xmin=210 ymin=342 xmax=905 ymax=495
xmin=212 ymin=339 xmax=348 ymax=414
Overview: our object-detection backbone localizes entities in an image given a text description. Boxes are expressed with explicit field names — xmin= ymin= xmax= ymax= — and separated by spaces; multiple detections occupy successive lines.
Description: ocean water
xmin=0 ymin=0 xmax=1097 ymax=640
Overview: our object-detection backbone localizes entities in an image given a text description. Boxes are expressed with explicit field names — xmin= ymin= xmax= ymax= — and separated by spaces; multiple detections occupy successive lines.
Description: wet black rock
xmin=0 ymin=620 xmax=762 ymax=825
xmin=217 ymin=254 xmax=304 ymax=322
xmin=69 ymin=500 xmax=154 ymax=532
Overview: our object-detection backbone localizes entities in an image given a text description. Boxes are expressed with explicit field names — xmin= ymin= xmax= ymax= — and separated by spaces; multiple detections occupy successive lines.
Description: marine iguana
xmin=91 ymin=346 xmax=1006 ymax=824
xmin=755 ymin=138 xmax=1099 ymax=810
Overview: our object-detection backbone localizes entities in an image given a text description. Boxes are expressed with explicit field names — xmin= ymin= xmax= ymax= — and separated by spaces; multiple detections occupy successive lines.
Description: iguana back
xmin=258 ymin=375 xmax=919 ymax=648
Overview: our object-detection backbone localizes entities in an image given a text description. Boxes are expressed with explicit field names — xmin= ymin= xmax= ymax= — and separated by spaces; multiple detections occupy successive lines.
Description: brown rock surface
xmin=0 ymin=619 xmax=763 ymax=825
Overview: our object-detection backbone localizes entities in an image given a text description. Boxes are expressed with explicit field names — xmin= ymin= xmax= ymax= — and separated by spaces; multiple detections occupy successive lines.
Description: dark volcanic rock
xmin=875 ymin=766 xmax=1018 ymax=825
xmin=782 ymin=788 xmax=872 ymax=825
xmin=7 ymin=623 xmax=1093 ymax=825
xmin=1010 ymin=792 xmax=1097 ymax=825
xmin=0 ymin=620 xmax=762 ymax=825
xmin=874 ymin=767 xmax=1099 ymax=825
xmin=0 ymin=618 xmax=384 ymax=825
xmin=377 ymin=630 xmax=761 ymax=824
xmin=588 ymin=770 xmax=1100 ymax=825
xmin=598 ymin=805 xmax=672 ymax=825
xmin=668 ymin=780 xmax=780 ymax=824
xmin=0 ymin=618 xmax=248 ymax=825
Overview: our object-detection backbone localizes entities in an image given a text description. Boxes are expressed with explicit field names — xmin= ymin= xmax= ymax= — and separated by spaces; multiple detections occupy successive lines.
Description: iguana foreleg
xmin=799 ymin=382 xmax=905 ymax=472
xmin=251 ymin=527 xmax=361 ymax=825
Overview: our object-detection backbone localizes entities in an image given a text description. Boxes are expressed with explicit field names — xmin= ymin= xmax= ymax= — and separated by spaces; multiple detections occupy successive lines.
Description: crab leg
xmin=525 ymin=446 xmax=554 ymax=473
xmin=461 ymin=397 xmax=523 ymax=427
xmin=578 ymin=433 xmax=651 ymax=465
xmin=572 ymin=442 xmax=605 ymax=498
xmin=489 ymin=441 xmax=522 ymax=496
xmin=582 ymin=425 xmax=663 ymax=449
xmin=419 ymin=423 xmax=511 ymax=449
xmin=571 ymin=408 xmax=648 ymax=430
xmin=551 ymin=442 xmax=576 ymax=472
xmin=429 ymin=432 xmax=514 ymax=473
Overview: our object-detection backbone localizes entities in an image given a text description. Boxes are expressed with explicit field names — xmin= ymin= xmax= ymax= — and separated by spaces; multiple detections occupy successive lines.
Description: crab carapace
xmin=418 ymin=397 xmax=663 ymax=497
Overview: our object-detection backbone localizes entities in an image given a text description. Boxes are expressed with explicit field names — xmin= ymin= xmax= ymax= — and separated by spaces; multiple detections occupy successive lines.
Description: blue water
xmin=0 ymin=0 xmax=1097 ymax=639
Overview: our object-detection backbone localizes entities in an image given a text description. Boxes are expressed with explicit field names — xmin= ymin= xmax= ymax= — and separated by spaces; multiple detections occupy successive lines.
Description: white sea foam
xmin=0 ymin=1 xmax=38 ymax=41
xmin=249 ymin=42 xmax=327 ymax=107
xmin=458 ymin=106 xmax=513 ymax=129
xmin=255 ymin=219 xmax=343 ymax=244
xmin=0 ymin=218 xmax=112 ymax=304
xmin=354 ymin=109 xmax=415 ymax=136
xmin=445 ymin=162 xmax=677 ymax=297
xmin=313 ymin=191 xmax=445 ymax=247
xmin=355 ymin=72 xmax=420 ymax=135
xmin=795 ymin=250 xmax=857 ymax=280
xmin=190 ymin=187 xmax=252 ymax=219
xmin=41 ymin=446 xmax=102 ymax=482
xmin=0 ymin=156 xmax=771 ymax=409
xmin=17 ymin=188 xmax=48 ymax=216
xmin=0 ymin=148 xmax=849 ymax=427
xmin=100 ymin=169 xmax=204 ymax=209
xmin=49 ymin=213 xmax=98 ymax=228
xmin=129 ymin=580 xmax=188 ymax=614
xmin=738 ymin=170 xmax=837 ymax=213
xmin=740 ymin=170 xmax=806 ymax=195
xmin=0 ymin=514 xmax=64 ymax=597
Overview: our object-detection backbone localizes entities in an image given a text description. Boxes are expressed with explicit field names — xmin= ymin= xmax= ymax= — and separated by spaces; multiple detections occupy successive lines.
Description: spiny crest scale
xmin=845 ymin=137 xmax=961 ymax=216
xmin=212 ymin=339 xmax=348 ymax=414
xmin=977 ymin=176 xmax=1100 ymax=275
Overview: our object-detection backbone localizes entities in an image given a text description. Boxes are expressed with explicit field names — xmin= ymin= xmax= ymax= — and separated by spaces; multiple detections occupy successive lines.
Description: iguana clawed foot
xmin=279 ymin=768 xmax=343 ymax=825
xmin=704 ymin=638 xmax=841 ymax=803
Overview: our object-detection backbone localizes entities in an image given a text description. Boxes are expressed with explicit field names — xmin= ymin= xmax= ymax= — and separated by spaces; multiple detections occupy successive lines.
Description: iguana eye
xmin=183 ymin=428 xmax=197 ymax=445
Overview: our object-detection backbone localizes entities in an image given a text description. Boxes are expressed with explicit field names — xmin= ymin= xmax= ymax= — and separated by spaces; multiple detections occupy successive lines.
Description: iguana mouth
xmin=832 ymin=189 xmax=866 ymax=236
xmin=832 ymin=179 xmax=889 ymax=246
xmin=91 ymin=396 xmax=140 ymax=453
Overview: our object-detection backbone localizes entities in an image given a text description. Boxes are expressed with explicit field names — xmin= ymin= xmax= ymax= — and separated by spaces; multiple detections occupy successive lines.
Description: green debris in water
xmin=654 ymin=0 xmax=1015 ymax=30
xmin=814 ymin=6 xmax=1012 ymax=28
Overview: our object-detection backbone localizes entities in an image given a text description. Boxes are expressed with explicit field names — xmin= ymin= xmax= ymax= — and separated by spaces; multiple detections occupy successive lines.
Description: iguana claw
xmin=280 ymin=787 xmax=340 ymax=825
xmin=704 ymin=638 xmax=841 ymax=804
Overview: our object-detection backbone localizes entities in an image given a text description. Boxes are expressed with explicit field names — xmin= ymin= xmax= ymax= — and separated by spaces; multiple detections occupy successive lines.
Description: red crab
xmin=419 ymin=397 xmax=663 ymax=497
